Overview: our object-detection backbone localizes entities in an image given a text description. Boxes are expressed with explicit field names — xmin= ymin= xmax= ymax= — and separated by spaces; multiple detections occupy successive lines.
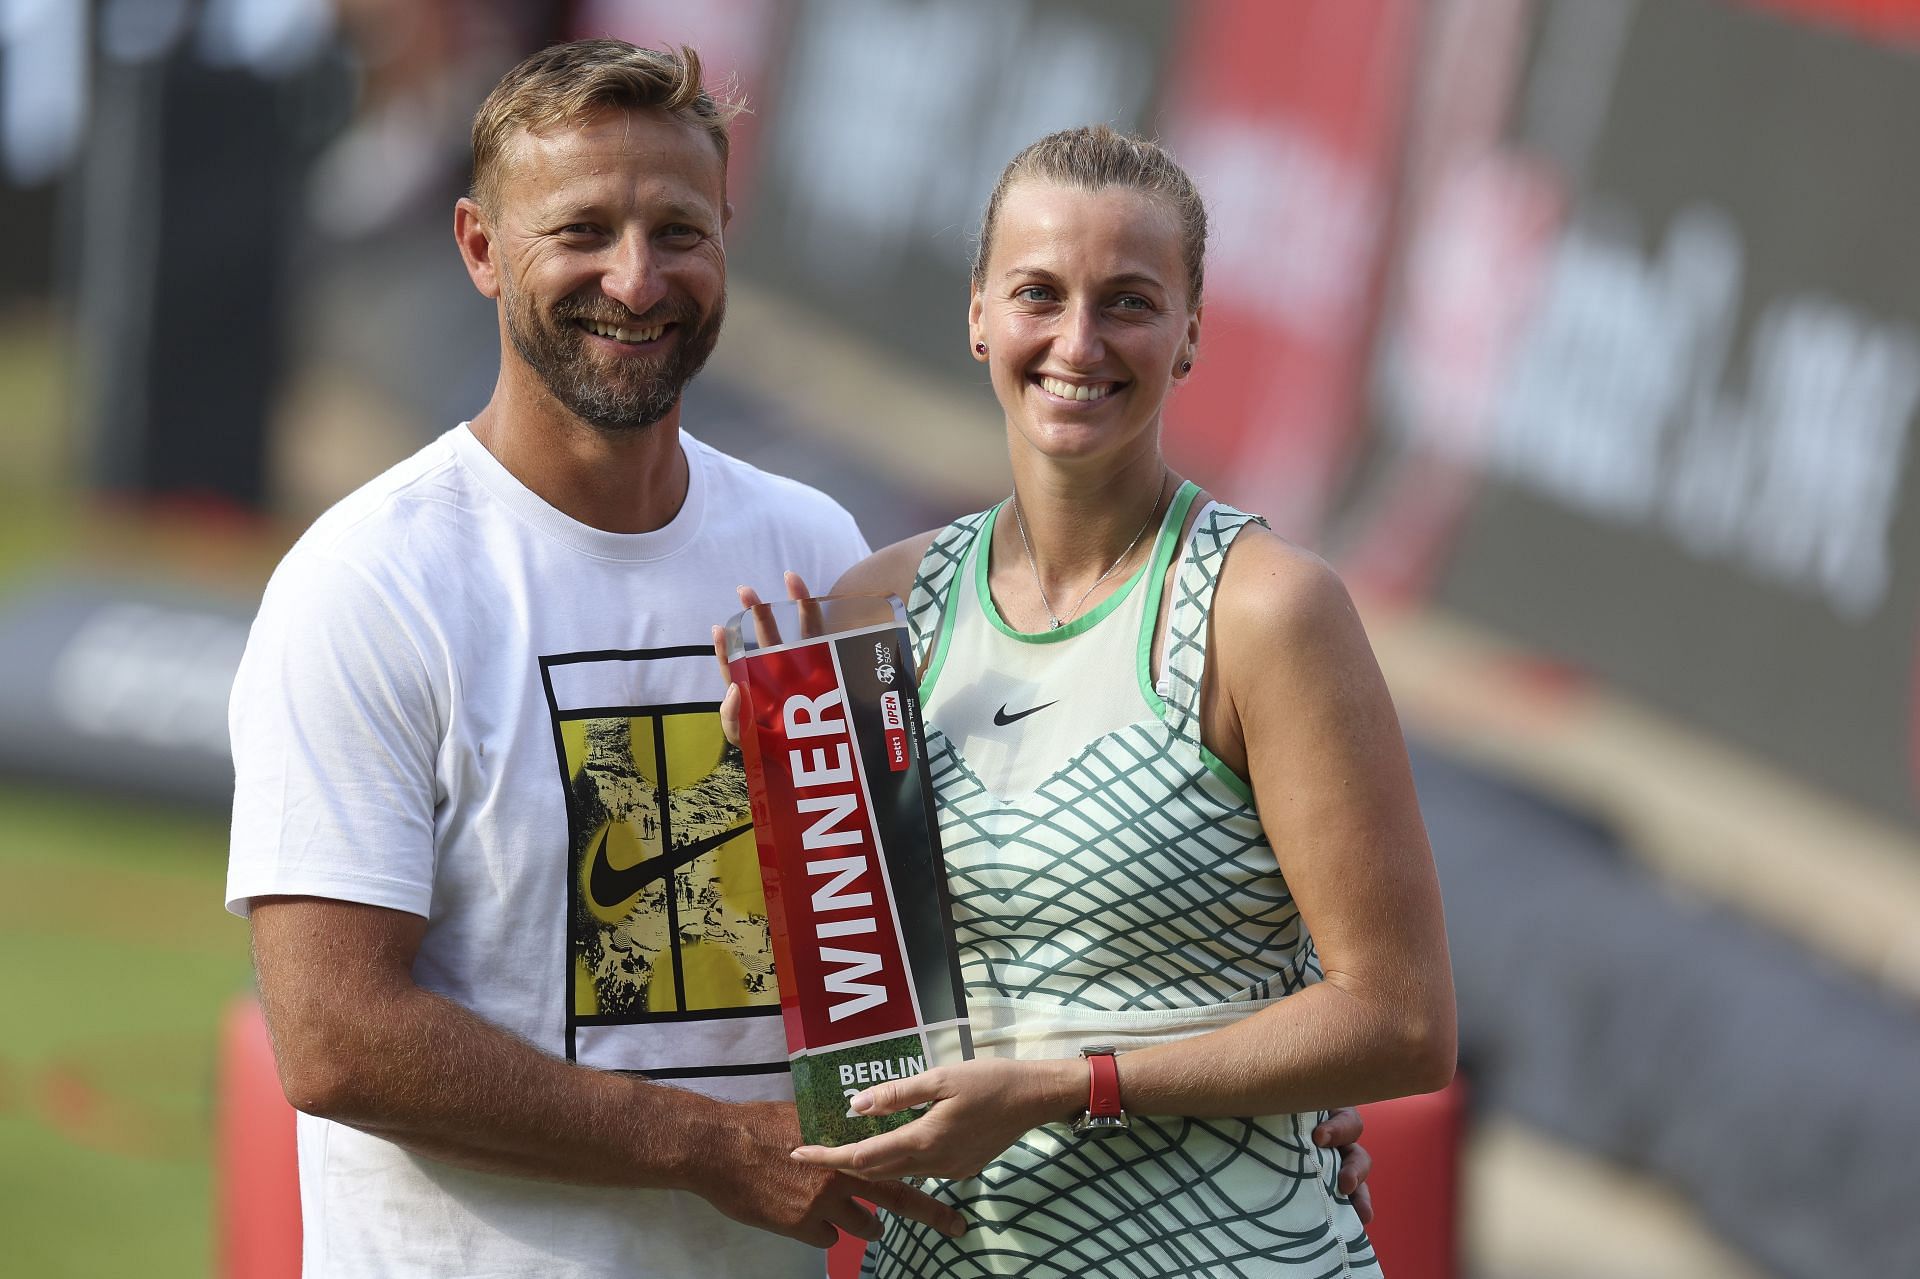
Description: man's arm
xmin=250 ymin=895 xmax=964 ymax=1247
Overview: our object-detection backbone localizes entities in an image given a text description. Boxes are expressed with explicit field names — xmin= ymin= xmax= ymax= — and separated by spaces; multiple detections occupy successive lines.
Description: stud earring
xmin=974 ymin=342 xmax=988 ymax=355
xmin=1180 ymin=359 xmax=1193 ymax=374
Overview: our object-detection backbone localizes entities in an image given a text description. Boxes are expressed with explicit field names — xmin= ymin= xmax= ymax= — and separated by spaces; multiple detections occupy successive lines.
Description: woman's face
xmin=970 ymin=179 xmax=1199 ymax=467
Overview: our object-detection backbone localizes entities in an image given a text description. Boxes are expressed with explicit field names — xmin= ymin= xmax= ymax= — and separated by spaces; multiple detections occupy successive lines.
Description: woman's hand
xmin=789 ymin=1059 xmax=1379 ymax=1220
xmin=711 ymin=571 xmax=815 ymax=746
xmin=789 ymin=1056 xmax=1082 ymax=1181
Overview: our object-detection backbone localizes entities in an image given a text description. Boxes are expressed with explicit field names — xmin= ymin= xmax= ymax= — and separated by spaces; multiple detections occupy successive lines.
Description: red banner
xmin=734 ymin=641 xmax=917 ymax=1051
xmin=1158 ymin=0 xmax=1423 ymax=539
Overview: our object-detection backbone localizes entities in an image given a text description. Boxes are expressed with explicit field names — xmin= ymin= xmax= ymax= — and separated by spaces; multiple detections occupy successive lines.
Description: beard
xmin=503 ymin=281 xmax=725 ymax=433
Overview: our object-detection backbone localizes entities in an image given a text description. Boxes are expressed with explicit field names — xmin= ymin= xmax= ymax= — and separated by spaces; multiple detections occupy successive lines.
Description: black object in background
xmin=71 ymin=28 xmax=342 ymax=512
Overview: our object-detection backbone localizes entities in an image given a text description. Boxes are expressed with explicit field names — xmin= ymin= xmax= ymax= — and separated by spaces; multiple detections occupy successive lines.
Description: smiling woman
xmin=800 ymin=125 xmax=1457 ymax=1278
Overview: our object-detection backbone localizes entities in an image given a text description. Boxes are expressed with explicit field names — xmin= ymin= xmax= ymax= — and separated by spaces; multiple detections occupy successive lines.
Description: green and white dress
xmin=863 ymin=482 xmax=1381 ymax=1279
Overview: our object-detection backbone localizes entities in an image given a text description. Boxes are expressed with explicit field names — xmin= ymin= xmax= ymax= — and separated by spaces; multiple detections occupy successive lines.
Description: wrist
xmin=1040 ymin=1055 xmax=1092 ymax=1126
xmin=622 ymin=1077 xmax=729 ymax=1192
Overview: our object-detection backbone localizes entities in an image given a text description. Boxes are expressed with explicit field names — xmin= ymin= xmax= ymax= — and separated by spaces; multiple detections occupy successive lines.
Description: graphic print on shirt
xmin=541 ymin=647 xmax=785 ymax=1081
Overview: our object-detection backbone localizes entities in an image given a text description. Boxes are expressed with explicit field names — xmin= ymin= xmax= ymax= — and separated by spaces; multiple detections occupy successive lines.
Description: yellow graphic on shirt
xmin=563 ymin=710 xmax=773 ymax=1017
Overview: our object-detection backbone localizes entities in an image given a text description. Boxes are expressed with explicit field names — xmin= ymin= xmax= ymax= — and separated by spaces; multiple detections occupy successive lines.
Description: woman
xmin=731 ymin=126 xmax=1453 ymax=1277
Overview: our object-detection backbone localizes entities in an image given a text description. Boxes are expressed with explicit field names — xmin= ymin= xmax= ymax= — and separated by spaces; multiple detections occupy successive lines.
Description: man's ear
xmin=454 ymin=197 xmax=501 ymax=300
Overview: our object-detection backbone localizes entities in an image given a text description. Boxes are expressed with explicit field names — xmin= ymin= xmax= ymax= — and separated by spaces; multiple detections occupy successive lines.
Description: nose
xmin=600 ymin=230 xmax=666 ymax=316
xmin=1055 ymin=299 xmax=1104 ymax=367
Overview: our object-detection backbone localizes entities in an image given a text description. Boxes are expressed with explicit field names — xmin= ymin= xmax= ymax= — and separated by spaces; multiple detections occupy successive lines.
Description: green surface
xmin=0 ymin=306 xmax=261 ymax=1277
xmin=791 ymin=1033 xmax=926 ymax=1147
xmin=0 ymin=308 xmax=77 ymax=589
xmin=0 ymin=784 xmax=247 ymax=1277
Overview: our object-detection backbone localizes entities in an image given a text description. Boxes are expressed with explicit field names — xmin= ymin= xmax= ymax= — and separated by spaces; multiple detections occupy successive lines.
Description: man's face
xmin=484 ymin=107 xmax=729 ymax=432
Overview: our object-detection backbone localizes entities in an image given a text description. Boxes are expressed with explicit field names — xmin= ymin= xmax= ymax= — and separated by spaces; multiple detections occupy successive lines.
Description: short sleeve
xmin=226 ymin=549 xmax=442 ymax=918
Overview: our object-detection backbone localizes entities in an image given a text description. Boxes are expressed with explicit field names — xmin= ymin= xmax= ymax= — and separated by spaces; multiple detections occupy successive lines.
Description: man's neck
xmin=467 ymin=381 xmax=691 ymax=535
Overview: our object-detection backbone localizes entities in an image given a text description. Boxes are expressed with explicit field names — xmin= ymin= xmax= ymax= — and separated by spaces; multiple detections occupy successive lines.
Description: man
xmin=227 ymin=39 xmax=1370 ymax=1277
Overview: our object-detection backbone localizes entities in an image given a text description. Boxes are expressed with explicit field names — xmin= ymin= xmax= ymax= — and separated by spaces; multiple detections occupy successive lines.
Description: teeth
xmin=584 ymin=320 xmax=665 ymax=343
xmin=1039 ymin=376 xmax=1116 ymax=402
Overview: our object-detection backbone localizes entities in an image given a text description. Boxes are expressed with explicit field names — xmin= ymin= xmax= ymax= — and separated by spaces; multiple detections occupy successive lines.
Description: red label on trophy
xmin=880 ymin=691 xmax=910 ymax=771
xmin=725 ymin=594 xmax=971 ymax=1146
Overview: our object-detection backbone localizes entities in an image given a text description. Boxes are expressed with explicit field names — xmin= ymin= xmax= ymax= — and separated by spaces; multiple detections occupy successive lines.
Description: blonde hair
xmin=469 ymin=40 xmax=744 ymax=211
xmin=973 ymin=125 xmax=1208 ymax=308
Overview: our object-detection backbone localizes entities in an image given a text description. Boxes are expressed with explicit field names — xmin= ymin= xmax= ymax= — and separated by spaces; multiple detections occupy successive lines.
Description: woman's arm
xmin=1118 ymin=530 xmax=1456 ymax=1112
xmin=793 ymin=528 xmax=1453 ymax=1178
xmin=830 ymin=531 xmax=939 ymax=600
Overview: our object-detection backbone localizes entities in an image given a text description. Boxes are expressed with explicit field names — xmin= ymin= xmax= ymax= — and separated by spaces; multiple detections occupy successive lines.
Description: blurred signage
xmin=729 ymin=0 xmax=1178 ymax=381
xmin=0 ymin=582 xmax=251 ymax=808
xmin=721 ymin=0 xmax=1419 ymax=542
xmin=1159 ymin=0 xmax=1420 ymax=538
xmin=1350 ymin=0 xmax=1920 ymax=830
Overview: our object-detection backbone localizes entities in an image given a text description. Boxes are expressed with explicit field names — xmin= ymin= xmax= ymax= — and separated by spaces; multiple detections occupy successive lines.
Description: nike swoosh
xmin=587 ymin=818 xmax=752 ymax=912
xmin=993 ymin=700 xmax=1058 ymax=727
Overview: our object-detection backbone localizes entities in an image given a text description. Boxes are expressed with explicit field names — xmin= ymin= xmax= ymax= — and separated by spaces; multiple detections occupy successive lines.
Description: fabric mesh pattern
xmin=866 ymin=503 xmax=1378 ymax=1278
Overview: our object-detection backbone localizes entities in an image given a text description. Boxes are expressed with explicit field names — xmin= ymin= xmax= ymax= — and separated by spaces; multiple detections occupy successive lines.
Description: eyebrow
xmin=532 ymin=198 xmax=715 ymax=227
xmin=1000 ymin=266 xmax=1169 ymax=291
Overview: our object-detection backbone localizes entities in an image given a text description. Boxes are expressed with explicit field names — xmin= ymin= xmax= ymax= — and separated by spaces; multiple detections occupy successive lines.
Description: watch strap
xmin=1082 ymin=1045 xmax=1122 ymax=1120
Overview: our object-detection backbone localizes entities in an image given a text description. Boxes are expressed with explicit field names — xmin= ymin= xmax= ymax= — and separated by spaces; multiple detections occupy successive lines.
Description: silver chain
xmin=1011 ymin=472 xmax=1168 ymax=630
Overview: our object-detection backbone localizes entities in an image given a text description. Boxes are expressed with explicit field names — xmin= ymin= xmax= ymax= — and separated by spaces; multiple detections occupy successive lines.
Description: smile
xmin=577 ymin=318 xmax=668 ymax=344
xmin=1036 ymin=375 xmax=1120 ymax=403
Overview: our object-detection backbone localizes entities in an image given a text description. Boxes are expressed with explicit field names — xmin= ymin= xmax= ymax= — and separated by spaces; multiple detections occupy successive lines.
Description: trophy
xmin=723 ymin=593 xmax=972 ymax=1146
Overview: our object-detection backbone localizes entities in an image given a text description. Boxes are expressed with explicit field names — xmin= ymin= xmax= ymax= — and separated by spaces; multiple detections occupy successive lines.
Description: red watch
xmin=1072 ymin=1045 xmax=1130 ymax=1138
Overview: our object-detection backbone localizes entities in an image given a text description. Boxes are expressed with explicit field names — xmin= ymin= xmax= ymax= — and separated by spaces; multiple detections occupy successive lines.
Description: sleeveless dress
xmin=862 ymin=482 xmax=1382 ymax=1279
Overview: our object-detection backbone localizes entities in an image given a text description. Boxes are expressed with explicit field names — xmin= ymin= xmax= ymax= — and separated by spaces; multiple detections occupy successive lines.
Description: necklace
xmin=1012 ymin=472 xmax=1168 ymax=630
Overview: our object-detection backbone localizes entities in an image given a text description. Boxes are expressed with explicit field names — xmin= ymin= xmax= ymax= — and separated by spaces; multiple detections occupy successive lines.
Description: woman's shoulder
xmin=831 ymin=529 xmax=944 ymax=600
xmin=1209 ymin=516 xmax=1366 ymax=669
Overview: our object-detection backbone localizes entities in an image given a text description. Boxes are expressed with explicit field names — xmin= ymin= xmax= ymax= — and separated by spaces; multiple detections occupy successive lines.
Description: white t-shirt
xmin=227 ymin=423 xmax=870 ymax=1278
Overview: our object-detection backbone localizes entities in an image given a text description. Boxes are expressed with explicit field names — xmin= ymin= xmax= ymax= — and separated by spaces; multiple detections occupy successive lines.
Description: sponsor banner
xmin=0 ymin=580 xmax=250 ymax=808
xmin=728 ymin=597 xmax=970 ymax=1146
xmin=1346 ymin=0 xmax=1920 ymax=830
xmin=1157 ymin=0 xmax=1421 ymax=538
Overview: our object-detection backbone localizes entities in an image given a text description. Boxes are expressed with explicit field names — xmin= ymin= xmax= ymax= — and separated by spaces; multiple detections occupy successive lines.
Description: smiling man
xmin=222 ymin=41 xmax=964 ymax=1278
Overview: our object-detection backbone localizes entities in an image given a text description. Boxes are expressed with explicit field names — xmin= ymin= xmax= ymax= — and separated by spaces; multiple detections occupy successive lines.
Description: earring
xmin=974 ymin=342 xmax=988 ymax=355
xmin=1180 ymin=359 xmax=1193 ymax=374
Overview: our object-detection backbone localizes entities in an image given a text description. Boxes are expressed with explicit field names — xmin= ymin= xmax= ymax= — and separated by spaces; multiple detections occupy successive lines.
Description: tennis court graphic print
xmin=541 ymin=646 xmax=787 ymax=1084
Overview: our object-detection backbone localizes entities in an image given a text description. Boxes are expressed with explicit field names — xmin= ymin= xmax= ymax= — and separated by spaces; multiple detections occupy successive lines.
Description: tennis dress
xmin=862 ymin=482 xmax=1381 ymax=1279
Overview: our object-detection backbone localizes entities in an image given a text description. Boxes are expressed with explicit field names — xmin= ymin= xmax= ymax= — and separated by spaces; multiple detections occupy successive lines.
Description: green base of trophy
xmin=790 ymin=1033 xmax=930 ymax=1147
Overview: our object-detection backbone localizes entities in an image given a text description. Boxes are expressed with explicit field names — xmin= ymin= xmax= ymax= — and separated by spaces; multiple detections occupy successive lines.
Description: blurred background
xmin=3 ymin=0 xmax=1918 ymax=1275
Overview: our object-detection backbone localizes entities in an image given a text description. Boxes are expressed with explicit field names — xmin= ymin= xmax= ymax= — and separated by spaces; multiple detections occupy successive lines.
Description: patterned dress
xmin=863 ymin=485 xmax=1381 ymax=1278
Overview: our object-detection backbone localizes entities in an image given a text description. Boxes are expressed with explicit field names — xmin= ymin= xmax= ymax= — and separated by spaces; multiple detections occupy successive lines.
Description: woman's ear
xmin=1175 ymin=305 xmax=1204 ymax=379
xmin=968 ymin=290 xmax=987 ymax=360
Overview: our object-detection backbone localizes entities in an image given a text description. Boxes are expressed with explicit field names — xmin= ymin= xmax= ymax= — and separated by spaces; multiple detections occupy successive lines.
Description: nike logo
xmin=587 ymin=819 xmax=752 ymax=911
xmin=993 ymin=701 xmax=1058 ymax=727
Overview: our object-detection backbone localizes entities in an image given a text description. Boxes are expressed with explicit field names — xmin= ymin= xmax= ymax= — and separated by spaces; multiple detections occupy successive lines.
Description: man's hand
xmin=251 ymin=898 xmax=965 ymax=1244
xmin=1314 ymin=1107 xmax=1374 ymax=1225
xmin=700 ymin=1101 xmax=965 ymax=1248
xmin=712 ymin=572 xmax=815 ymax=747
